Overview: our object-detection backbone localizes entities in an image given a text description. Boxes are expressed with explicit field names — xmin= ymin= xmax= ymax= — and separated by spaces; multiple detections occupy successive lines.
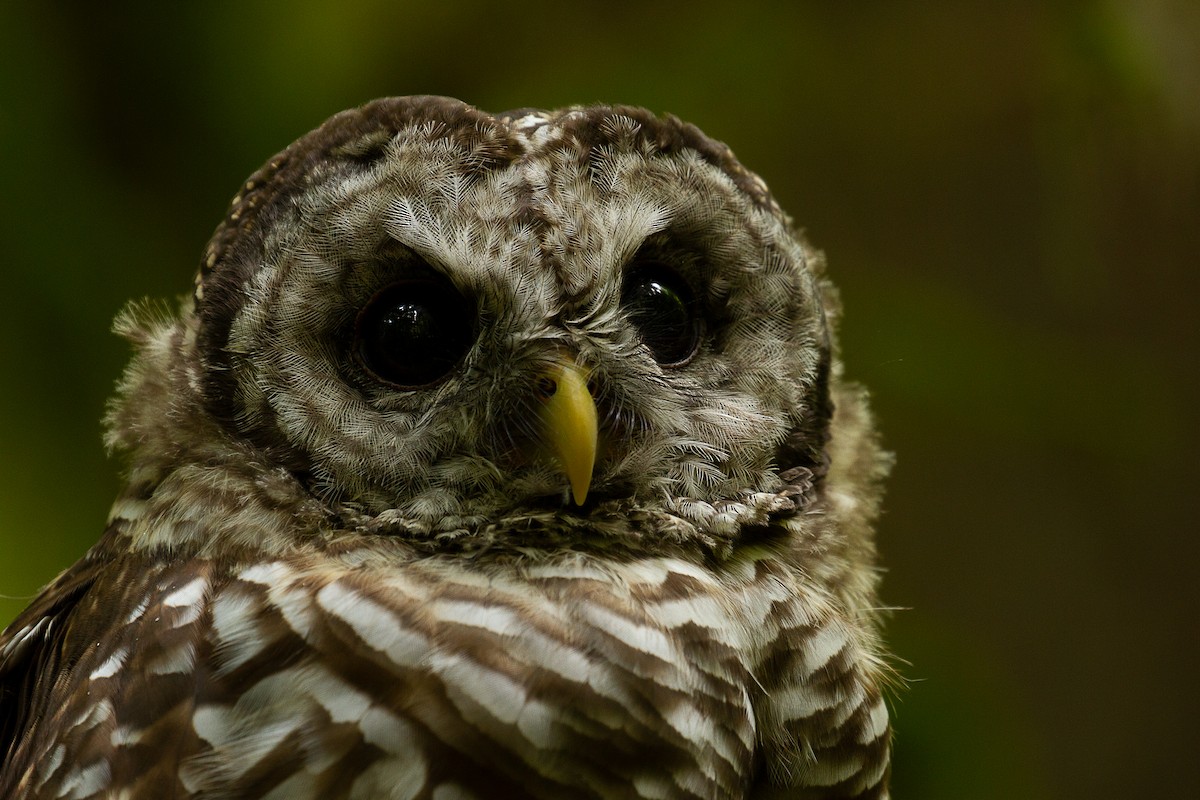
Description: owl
xmin=0 ymin=96 xmax=893 ymax=799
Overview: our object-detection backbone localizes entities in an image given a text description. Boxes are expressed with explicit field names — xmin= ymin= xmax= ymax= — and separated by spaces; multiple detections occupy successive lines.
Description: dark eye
xmin=621 ymin=264 xmax=700 ymax=366
xmin=355 ymin=276 xmax=475 ymax=388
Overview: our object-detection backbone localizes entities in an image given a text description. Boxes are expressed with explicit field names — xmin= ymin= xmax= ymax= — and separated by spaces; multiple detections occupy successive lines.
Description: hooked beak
xmin=536 ymin=362 xmax=598 ymax=506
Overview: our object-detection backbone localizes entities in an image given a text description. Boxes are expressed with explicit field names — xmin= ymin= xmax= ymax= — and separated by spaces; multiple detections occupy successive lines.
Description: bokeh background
xmin=2 ymin=2 xmax=1197 ymax=797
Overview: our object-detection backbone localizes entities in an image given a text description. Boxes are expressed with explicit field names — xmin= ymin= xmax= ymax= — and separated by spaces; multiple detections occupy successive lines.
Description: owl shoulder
xmin=0 ymin=530 xmax=214 ymax=796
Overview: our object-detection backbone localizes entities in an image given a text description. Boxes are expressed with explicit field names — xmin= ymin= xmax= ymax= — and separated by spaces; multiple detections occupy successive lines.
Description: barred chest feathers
xmin=6 ymin=542 xmax=887 ymax=799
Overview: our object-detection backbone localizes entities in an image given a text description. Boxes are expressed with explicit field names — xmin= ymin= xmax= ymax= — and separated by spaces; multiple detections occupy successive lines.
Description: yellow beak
xmin=537 ymin=362 xmax=598 ymax=506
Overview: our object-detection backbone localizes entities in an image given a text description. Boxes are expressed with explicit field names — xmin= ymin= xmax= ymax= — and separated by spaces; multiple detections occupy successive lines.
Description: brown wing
xmin=0 ymin=528 xmax=218 ymax=799
xmin=0 ymin=550 xmax=105 ymax=790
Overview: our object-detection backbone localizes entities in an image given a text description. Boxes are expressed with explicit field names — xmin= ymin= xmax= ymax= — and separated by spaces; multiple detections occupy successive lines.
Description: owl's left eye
xmin=621 ymin=264 xmax=701 ymax=366
xmin=355 ymin=277 xmax=475 ymax=388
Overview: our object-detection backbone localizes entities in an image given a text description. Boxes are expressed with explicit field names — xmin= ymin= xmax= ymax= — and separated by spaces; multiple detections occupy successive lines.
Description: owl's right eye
xmin=355 ymin=277 xmax=475 ymax=388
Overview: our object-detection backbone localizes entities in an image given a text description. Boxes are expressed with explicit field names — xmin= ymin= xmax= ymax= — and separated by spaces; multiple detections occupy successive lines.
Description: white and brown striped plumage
xmin=0 ymin=96 xmax=893 ymax=798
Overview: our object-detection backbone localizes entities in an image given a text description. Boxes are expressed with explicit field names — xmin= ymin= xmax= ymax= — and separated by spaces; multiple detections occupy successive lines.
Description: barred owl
xmin=0 ymin=96 xmax=893 ymax=799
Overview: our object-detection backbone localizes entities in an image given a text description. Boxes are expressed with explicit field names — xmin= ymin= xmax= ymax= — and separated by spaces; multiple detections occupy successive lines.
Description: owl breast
xmin=10 ymin=544 xmax=873 ymax=800
xmin=198 ymin=552 xmax=764 ymax=799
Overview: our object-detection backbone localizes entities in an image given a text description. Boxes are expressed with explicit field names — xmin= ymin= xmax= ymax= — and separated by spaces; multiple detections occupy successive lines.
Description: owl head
xmin=105 ymin=96 xmax=883 ymax=568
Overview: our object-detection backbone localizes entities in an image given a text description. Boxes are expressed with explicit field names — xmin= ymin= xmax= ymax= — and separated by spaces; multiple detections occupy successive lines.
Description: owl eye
xmin=355 ymin=277 xmax=475 ymax=388
xmin=621 ymin=264 xmax=701 ymax=366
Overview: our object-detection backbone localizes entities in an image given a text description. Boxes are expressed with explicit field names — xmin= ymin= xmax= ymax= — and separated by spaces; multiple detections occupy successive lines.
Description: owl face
xmin=174 ymin=98 xmax=831 ymax=531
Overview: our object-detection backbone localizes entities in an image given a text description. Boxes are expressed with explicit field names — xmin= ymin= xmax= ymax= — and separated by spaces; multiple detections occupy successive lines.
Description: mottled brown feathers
xmin=0 ymin=96 xmax=892 ymax=799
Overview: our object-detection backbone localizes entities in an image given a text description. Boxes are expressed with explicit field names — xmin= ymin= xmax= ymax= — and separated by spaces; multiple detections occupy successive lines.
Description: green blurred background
xmin=2 ymin=2 xmax=1196 ymax=797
